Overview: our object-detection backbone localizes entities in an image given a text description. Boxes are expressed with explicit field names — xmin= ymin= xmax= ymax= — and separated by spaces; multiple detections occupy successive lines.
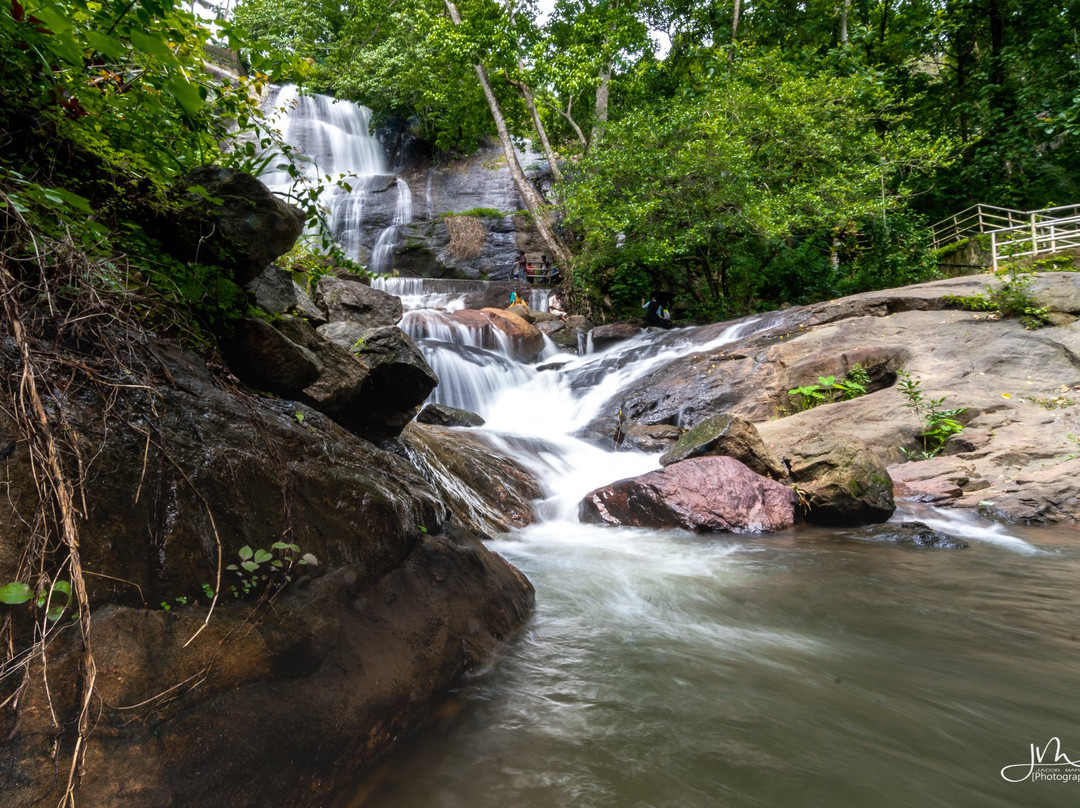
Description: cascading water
xmin=261 ymin=86 xmax=410 ymax=269
xmin=335 ymin=277 xmax=1080 ymax=808
xmin=369 ymin=177 xmax=412 ymax=274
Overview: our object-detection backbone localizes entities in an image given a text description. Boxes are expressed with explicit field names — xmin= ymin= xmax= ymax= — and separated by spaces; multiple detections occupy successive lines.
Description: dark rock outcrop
xmin=778 ymin=434 xmax=895 ymax=526
xmin=590 ymin=322 xmax=642 ymax=350
xmin=244 ymin=264 xmax=323 ymax=323
xmin=274 ymin=317 xmax=438 ymax=438
xmin=0 ymin=333 xmax=535 ymax=807
xmin=402 ymin=424 xmax=542 ymax=537
xmin=578 ymin=456 xmax=797 ymax=533
xmin=861 ymin=521 xmax=969 ymax=549
xmin=169 ymin=166 xmax=305 ymax=283
xmin=416 ymin=403 xmax=486 ymax=427
xmin=315 ymin=275 xmax=404 ymax=327
xmin=659 ymin=413 xmax=786 ymax=480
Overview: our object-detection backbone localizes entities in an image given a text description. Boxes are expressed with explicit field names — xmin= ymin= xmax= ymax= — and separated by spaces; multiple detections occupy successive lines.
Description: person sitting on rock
xmin=508 ymin=290 xmax=529 ymax=312
xmin=548 ymin=291 xmax=568 ymax=321
xmin=642 ymin=294 xmax=672 ymax=329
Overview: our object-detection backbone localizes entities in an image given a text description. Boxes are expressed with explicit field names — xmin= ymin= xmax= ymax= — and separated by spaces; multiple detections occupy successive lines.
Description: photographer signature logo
xmin=1001 ymin=738 xmax=1080 ymax=783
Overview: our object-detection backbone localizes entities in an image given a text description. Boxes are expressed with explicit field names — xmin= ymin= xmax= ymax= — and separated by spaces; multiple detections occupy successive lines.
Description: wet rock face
xmin=168 ymin=165 xmax=305 ymax=284
xmin=402 ymin=424 xmax=542 ymax=537
xmin=2 ymin=530 xmax=534 ymax=808
xmin=315 ymin=275 xmax=404 ymax=327
xmin=780 ymin=434 xmax=895 ymax=526
xmin=355 ymin=144 xmax=551 ymax=279
xmin=578 ymin=456 xmax=797 ymax=533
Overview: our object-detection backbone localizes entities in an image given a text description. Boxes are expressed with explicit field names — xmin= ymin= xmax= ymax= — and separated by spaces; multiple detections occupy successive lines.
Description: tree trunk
xmin=731 ymin=0 xmax=742 ymax=58
xmin=442 ymin=0 xmax=572 ymax=269
xmin=503 ymin=0 xmax=563 ymax=181
xmin=543 ymin=95 xmax=588 ymax=148
xmin=839 ymin=0 xmax=852 ymax=46
xmin=510 ymin=69 xmax=564 ymax=182
xmin=591 ymin=59 xmax=612 ymax=146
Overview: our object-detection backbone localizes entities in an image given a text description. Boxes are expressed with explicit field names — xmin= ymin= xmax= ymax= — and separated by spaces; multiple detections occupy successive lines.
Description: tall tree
xmin=442 ymin=0 xmax=572 ymax=268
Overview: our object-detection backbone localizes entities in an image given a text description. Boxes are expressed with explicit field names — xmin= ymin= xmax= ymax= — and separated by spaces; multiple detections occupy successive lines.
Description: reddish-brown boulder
xmin=578 ymin=456 xmax=796 ymax=533
xmin=479 ymin=307 xmax=545 ymax=361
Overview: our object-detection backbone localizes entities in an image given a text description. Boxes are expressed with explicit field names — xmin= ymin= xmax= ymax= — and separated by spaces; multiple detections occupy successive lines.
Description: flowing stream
xmin=330 ymin=280 xmax=1080 ymax=808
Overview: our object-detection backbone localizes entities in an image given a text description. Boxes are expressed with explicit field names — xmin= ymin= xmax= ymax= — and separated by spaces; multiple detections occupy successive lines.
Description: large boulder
xmin=243 ymin=264 xmax=323 ymax=323
xmin=222 ymin=316 xmax=321 ymax=393
xmin=0 ymin=333 xmax=534 ymax=807
xmin=780 ymin=434 xmax=895 ymax=525
xmin=578 ymin=456 xmax=797 ymax=533
xmin=479 ymin=308 xmax=545 ymax=362
xmin=275 ymin=317 xmax=438 ymax=438
xmin=590 ymin=322 xmax=642 ymax=350
xmin=315 ymin=275 xmax=404 ymax=327
xmin=621 ymin=423 xmax=683 ymax=452
xmin=170 ymin=166 xmax=305 ymax=284
xmin=402 ymin=424 xmax=542 ymax=537
xmin=659 ymin=413 xmax=786 ymax=480
xmin=416 ymin=403 xmax=486 ymax=427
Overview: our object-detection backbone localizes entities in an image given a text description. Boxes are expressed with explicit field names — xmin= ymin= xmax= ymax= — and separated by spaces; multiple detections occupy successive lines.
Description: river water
xmin=327 ymin=280 xmax=1080 ymax=808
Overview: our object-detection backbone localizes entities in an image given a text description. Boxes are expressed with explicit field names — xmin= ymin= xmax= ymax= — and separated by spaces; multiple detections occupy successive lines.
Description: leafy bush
xmin=897 ymin=370 xmax=965 ymax=459
xmin=942 ymin=267 xmax=1049 ymax=329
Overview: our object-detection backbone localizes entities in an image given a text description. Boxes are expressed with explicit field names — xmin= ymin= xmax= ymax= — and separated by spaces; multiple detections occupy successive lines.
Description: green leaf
xmin=241 ymin=560 xmax=260 ymax=572
xmin=0 ymin=582 xmax=33 ymax=605
xmin=253 ymin=549 xmax=273 ymax=564
xmin=129 ymin=28 xmax=176 ymax=62
xmin=238 ymin=546 xmax=253 ymax=561
xmin=85 ymin=30 xmax=126 ymax=59
xmin=166 ymin=75 xmax=205 ymax=118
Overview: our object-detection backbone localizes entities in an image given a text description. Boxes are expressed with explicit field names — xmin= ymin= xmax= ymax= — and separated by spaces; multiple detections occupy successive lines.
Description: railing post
xmin=991 ymin=231 xmax=998 ymax=271
xmin=1031 ymin=212 xmax=1038 ymax=256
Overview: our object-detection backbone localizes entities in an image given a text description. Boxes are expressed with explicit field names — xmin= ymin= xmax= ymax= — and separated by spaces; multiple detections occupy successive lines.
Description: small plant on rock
xmin=226 ymin=542 xmax=314 ymax=599
xmin=897 ymin=370 xmax=965 ymax=459
xmin=942 ymin=267 xmax=1050 ymax=329
xmin=787 ymin=364 xmax=870 ymax=411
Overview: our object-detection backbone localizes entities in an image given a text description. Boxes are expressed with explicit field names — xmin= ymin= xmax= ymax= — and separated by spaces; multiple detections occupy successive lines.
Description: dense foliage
xmin=6 ymin=0 xmax=1079 ymax=323
xmin=0 ymin=0 xmax=321 ymax=342
xmin=226 ymin=0 xmax=1080 ymax=322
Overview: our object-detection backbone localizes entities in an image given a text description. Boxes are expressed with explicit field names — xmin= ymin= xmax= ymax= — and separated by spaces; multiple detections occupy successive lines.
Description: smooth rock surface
xmin=579 ymin=456 xmax=797 ymax=533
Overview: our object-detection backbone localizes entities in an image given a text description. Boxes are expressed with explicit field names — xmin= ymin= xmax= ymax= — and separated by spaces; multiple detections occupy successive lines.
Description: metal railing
xmin=931 ymin=203 xmax=1080 ymax=269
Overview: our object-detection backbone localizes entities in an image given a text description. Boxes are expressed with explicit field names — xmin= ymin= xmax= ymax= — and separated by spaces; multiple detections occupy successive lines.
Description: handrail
xmin=931 ymin=201 xmax=1080 ymax=268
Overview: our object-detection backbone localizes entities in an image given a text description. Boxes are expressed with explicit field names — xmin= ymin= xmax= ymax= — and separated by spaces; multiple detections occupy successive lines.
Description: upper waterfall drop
xmin=264 ymin=85 xmax=387 ymax=179
xmin=261 ymin=85 xmax=408 ymax=269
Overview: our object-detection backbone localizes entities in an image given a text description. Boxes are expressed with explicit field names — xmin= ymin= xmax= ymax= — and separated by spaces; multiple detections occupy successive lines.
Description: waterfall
xmin=372 ymin=277 xmax=488 ymax=312
xmin=261 ymin=86 xmax=411 ymax=269
xmin=348 ymin=277 xmax=1055 ymax=808
xmin=263 ymin=85 xmax=386 ymax=182
xmin=369 ymin=178 xmax=412 ymax=274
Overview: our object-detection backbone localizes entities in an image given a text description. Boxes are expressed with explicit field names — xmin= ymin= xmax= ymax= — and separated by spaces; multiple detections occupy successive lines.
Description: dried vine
xmin=0 ymin=191 xmax=155 ymax=805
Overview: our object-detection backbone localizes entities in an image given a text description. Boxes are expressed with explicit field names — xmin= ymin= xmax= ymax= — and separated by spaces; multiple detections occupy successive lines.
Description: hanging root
xmin=0 ymin=190 xmax=149 ymax=805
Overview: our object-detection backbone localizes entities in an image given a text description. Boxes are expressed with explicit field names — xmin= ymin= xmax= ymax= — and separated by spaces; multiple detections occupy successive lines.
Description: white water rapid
xmin=331 ymin=277 xmax=1079 ymax=808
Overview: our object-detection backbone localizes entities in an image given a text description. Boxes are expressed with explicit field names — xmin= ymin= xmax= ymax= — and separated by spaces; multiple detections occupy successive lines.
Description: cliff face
xmin=357 ymin=142 xmax=554 ymax=280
